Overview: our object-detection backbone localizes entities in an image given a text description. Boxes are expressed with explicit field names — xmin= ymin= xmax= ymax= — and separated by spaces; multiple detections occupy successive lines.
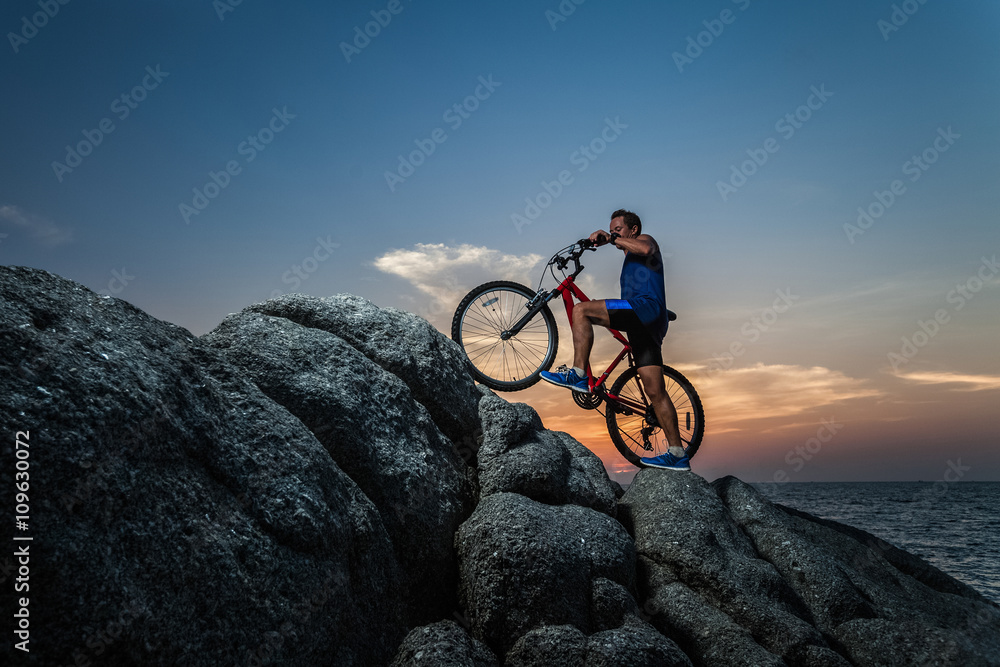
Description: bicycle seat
xmin=667 ymin=309 xmax=677 ymax=322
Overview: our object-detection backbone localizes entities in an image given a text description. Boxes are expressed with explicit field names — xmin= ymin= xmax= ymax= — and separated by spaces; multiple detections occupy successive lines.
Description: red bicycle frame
xmin=552 ymin=274 xmax=648 ymax=414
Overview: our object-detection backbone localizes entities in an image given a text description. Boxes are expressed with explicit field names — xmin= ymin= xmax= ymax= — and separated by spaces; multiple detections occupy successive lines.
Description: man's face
xmin=610 ymin=216 xmax=634 ymax=238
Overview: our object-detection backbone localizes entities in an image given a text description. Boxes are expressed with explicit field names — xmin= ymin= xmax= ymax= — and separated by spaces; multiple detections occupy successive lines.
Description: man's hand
xmin=589 ymin=230 xmax=612 ymax=246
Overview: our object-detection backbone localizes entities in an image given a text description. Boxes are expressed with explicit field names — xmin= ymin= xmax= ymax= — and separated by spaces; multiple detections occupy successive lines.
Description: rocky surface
xmin=620 ymin=471 xmax=1000 ymax=667
xmin=455 ymin=492 xmax=647 ymax=656
xmin=477 ymin=388 xmax=618 ymax=517
xmin=243 ymin=293 xmax=482 ymax=453
xmin=202 ymin=309 xmax=474 ymax=624
xmin=390 ymin=620 xmax=498 ymax=667
xmin=0 ymin=267 xmax=407 ymax=666
xmin=2 ymin=265 xmax=998 ymax=667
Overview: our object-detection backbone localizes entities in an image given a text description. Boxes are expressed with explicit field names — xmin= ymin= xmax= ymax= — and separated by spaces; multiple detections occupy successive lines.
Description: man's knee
xmin=637 ymin=368 xmax=666 ymax=398
xmin=577 ymin=300 xmax=609 ymax=325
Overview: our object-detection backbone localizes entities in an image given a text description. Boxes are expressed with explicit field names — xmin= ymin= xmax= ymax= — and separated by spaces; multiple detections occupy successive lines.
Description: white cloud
xmin=0 ymin=205 xmax=73 ymax=245
xmin=374 ymin=243 xmax=543 ymax=309
xmin=891 ymin=369 xmax=1000 ymax=392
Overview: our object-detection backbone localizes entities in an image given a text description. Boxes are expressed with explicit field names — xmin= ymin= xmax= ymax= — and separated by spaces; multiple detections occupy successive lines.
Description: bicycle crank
xmin=572 ymin=392 xmax=604 ymax=410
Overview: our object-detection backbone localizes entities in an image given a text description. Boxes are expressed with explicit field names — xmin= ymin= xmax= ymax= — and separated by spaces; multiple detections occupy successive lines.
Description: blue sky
xmin=3 ymin=0 xmax=998 ymax=483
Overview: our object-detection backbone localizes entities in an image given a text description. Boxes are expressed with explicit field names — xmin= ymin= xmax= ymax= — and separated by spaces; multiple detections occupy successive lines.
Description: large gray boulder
xmin=390 ymin=620 xmax=498 ymax=667
xmin=203 ymin=309 xmax=475 ymax=624
xmin=619 ymin=470 xmax=1000 ymax=667
xmin=454 ymin=492 xmax=638 ymax=655
xmin=0 ymin=267 xmax=406 ymax=666
xmin=506 ymin=623 xmax=692 ymax=667
xmin=476 ymin=389 xmax=617 ymax=516
xmin=716 ymin=476 xmax=1000 ymax=666
xmin=244 ymin=293 xmax=481 ymax=453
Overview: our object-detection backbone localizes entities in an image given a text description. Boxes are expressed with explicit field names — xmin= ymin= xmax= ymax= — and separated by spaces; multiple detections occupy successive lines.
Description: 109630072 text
xmin=13 ymin=430 xmax=33 ymax=653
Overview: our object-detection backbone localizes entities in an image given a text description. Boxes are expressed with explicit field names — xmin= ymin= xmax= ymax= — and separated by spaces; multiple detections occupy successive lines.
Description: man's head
xmin=610 ymin=209 xmax=642 ymax=238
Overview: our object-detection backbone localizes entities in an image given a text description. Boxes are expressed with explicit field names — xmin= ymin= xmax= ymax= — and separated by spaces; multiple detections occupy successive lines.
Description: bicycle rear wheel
xmin=451 ymin=280 xmax=558 ymax=391
xmin=606 ymin=365 xmax=705 ymax=467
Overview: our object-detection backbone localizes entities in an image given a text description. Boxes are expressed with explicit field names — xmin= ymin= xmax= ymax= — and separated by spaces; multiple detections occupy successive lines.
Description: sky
xmin=2 ymin=0 xmax=998 ymax=485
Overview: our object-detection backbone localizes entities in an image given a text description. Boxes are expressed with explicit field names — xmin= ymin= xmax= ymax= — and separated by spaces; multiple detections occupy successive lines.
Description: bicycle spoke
xmin=454 ymin=282 xmax=558 ymax=391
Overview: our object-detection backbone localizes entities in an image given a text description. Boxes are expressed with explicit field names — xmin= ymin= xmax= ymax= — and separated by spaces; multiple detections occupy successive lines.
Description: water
xmin=753 ymin=481 xmax=1000 ymax=604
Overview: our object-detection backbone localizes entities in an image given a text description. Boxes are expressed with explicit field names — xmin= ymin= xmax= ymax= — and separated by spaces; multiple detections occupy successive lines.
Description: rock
xmin=714 ymin=477 xmax=1000 ymax=666
xmin=620 ymin=469 xmax=1000 ymax=667
xmin=244 ymin=293 xmax=481 ymax=452
xmin=584 ymin=624 xmax=693 ymax=667
xmin=203 ymin=309 xmax=475 ymax=624
xmin=505 ymin=626 xmax=587 ymax=666
xmin=506 ymin=623 xmax=693 ymax=667
xmin=455 ymin=492 xmax=635 ymax=655
xmin=620 ymin=470 xmax=842 ymax=665
xmin=477 ymin=391 xmax=617 ymax=516
xmin=7 ymin=265 xmax=998 ymax=667
xmin=390 ymin=621 xmax=498 ymax=667
xmin=0 ymin=267 xmax=406 ymax=666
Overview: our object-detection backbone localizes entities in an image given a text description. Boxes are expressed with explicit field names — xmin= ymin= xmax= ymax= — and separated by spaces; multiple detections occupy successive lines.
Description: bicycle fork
xmin=499 ymin=290 xmax=553 ymax=340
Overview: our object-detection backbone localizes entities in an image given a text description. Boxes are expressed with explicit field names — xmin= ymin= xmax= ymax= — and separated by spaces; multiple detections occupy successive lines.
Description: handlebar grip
xmin=578 ymin=238 xmax=595 ymax=249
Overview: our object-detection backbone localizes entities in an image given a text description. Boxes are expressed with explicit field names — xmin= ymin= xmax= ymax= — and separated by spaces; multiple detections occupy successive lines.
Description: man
xmin=539 ymin=209 xmax=689 ymax=471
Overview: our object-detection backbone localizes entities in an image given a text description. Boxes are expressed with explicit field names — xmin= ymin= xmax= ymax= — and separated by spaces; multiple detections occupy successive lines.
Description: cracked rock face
xmin=203 ymin=308 xmax=475 ymax=625
xmin=619 ymin=471 xmax=1000 ymax=667
xmin=455 ymin=491 xmax=641 ymax=655
xmin=0 ymin=266 xmax=407 ymax=666
xmin=390 ymin=620 xmax=498 ymax=667
xmin=5 ymin=265 xmax=999 ymax=667
xmin=476 ymin=389 xmax=618 ymax=517
xmin=243 ymin=293 xmax=482 ymax=452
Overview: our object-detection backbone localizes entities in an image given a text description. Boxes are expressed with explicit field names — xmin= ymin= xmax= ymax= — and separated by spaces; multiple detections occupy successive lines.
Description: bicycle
xmin=451 ymin=238 xmax=705 ymax=467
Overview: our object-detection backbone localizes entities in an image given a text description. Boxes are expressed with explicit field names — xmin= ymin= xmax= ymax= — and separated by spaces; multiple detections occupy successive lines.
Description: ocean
xmin=754 ymin=481 xmax=1000 ymax=604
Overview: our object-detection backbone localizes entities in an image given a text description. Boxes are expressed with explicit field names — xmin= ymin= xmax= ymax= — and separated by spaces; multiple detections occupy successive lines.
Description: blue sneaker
xmin=539 ymin=365 xmax=590 ymax=393
xmin=640 ymin=451 xmax=690 ymax=471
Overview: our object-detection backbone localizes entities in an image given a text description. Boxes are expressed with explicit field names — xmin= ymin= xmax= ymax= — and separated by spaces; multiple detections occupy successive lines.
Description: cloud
xmin=374 ymin=243 xmax=543 ymax=309
xmin=891 ymin=369 xmax=1000 ymax=392
xmin=681 ymin=363 xmax=884 ymax=434
xmin=0 ymin=205 xmax=73 ymax=245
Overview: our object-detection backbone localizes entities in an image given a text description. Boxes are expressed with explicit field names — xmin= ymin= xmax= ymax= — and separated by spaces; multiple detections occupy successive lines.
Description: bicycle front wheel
xmin=451 ymin=280 xmax=558 ymax=391
xmin=606 ymin=365 xmax=705 ymax=467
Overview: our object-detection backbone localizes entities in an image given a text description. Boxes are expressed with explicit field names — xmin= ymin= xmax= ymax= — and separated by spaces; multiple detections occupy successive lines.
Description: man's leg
xmin=539 ymin=300 xmax=611 ymax=392
xmin=636 ymin=364 xmax=686 ymax=457
xmin=571 ymin=300 xmax=611 ymax=371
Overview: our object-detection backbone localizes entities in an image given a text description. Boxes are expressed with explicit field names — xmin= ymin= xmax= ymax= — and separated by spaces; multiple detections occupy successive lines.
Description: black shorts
xmin=605 ymin=300 xmax=664 ymax=369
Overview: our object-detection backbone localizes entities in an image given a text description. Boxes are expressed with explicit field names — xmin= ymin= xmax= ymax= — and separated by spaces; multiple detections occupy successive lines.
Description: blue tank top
xmin=620 ymin=248 xmax=668 ymax=342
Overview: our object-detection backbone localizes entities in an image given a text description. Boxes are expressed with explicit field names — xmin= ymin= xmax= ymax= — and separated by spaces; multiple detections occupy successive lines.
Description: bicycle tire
xmin=451 ymin=280 xmax=559 ymax=391
xmin=606 ymin=364 xmax=705 ymax=467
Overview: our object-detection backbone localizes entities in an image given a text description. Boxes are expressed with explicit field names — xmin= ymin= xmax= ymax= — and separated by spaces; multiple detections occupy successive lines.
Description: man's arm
xmin=613 ymin=233 xmax=657 ymax=256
